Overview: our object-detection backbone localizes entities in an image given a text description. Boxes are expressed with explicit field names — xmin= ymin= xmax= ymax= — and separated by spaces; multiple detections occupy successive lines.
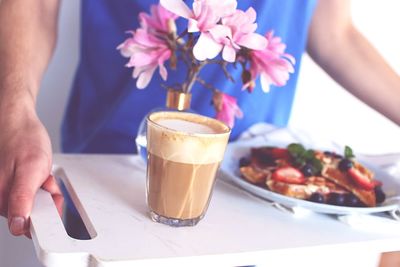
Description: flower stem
xmin=195 ymin=77 xmax=218 ymax=93
xmin=183 ymin=60 xmax=206 ymax=93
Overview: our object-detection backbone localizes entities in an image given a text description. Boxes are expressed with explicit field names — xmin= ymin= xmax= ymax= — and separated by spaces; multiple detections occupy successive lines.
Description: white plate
xmin=220 ymin=137 xmax=400 ymax=215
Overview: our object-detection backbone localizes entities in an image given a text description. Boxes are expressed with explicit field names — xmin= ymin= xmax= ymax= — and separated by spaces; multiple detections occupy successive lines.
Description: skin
xmin=307 ymin=0 xmax=400 ymax=125
xmin=0 ymin=0 xmax=399 ymax=243
xmin=0 ymin=0 xmax=62 ymax=237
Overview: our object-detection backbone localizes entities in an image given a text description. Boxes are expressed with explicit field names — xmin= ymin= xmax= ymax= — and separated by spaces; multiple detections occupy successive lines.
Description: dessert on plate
xmin=239 ymin=143 xmax=386 ymax=207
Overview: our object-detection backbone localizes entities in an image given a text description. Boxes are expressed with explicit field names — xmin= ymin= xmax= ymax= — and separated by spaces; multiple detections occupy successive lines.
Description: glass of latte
xmin=146 ymin=111 xmax=231 ymax=227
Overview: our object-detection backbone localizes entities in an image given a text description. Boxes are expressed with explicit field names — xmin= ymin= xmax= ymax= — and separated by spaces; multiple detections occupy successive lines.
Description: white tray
xmin=30 ymin=154 xmax=400 ymax=267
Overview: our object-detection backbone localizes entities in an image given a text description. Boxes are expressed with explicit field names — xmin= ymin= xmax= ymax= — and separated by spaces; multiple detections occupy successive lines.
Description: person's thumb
xmin=7 ymin=158 xmax=50 ymax=236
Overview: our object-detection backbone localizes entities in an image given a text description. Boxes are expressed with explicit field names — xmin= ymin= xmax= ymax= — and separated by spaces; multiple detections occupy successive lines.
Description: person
xmin=0 ymin=0 xmax=399 ymax=251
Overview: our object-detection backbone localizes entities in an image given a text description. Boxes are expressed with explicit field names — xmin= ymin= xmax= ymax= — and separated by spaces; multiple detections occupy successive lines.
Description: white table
xmin=30 ymin=154 xmax=400 ymax=267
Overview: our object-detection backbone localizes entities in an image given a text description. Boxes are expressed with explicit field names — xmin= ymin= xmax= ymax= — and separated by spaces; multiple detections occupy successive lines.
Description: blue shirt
xmin=61 ymin=0 xmax=317 ymax=153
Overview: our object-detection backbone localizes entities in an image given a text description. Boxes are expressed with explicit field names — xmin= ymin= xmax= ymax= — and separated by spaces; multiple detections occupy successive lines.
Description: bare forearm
xmin=308 ymin=26 xmax=400 ymax=125
xmin=0 ymin=0 xmax=60 ymax=105
xmin=0 ymin=0 xmax=61 ymax=236
xmin=307 ymin=0 xmax=400 ymax=125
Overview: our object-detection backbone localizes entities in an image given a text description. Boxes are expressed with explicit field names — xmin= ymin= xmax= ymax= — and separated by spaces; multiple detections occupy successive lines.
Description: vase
xmin=135 ymin=89 xmax=193 ymax=161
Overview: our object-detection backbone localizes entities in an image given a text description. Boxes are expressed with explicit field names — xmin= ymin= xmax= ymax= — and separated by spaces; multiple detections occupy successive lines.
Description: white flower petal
xmin=188 ymin=19 xmax=200 ymax=32
xmin=193 ymin=33 xmax=223 ymax=60
xmin=159 ymin=63 xmax=168 ymax=81
xmin=222 ymin=45 xmax=236 ymax=62
xmin=260 ymin=74 xmax=272 ymax=93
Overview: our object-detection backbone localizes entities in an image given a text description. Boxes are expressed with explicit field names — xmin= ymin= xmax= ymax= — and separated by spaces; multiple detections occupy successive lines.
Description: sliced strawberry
xmin=271 ymin=166 xmax=306 ymax=184
xmin=348 ymin=167 xmax=375 ymax=190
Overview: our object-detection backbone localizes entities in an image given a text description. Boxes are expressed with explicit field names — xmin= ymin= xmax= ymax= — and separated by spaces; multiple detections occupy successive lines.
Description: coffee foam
xmin=147 ymin=111 xmax=230 ymax=164
xmin=156 ymin=119 xmax=216 ymax=134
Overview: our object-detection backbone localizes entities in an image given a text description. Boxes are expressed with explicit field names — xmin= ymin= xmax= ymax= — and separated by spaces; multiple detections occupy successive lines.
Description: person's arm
xmin=307 ymin=0 xmax=400 ymax=125
xmin=0 ymin=0 xmax=63 ymax=236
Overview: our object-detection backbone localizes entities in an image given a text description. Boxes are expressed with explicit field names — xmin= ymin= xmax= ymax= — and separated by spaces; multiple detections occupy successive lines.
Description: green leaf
xmin=309 ymin=158 xmax=323 ymax=174
xmin=287 ymin=143 xmax=305 ymax=157
xmin=293 ymin=157 xmax=305 ymax=167
xmin=344 ymin=145 xmax=355 ymax=159
xmin=304 ymin=149 xmax=315 ymax=161
xmin=287 ymin=143 xmax=323 ymax=173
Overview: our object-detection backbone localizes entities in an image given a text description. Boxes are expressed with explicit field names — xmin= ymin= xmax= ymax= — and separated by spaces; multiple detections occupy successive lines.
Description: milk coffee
xmin=146 ymin=111 xmax=230 ymax=226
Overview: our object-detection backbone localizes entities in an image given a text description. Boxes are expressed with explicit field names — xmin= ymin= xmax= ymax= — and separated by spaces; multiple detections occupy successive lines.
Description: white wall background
xmin=1 ymin=1 xmax=399 ymax=266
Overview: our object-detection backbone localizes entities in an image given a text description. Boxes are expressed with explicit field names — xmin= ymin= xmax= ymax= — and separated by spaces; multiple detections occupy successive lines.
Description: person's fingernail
xmin=10 ymin=217 xmax=26 ymax=235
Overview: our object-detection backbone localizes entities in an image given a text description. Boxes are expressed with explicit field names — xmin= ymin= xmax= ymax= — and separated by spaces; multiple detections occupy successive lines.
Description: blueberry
xmin=239 ymin=157 xmax=251 ymax=167
xmin=333 ymin=153 xmax=343 ymax=159
xmin=327 ymin=192 xmax=346 ymax=206
xmin=301 ymin=163 xmax=314 ymax=177
xmin=338 ymin=159 xmax=353 ymax=172
xmin=345 ymin=194 xmax=362 ymax=207
xmin=324 ymin=151 xmax=333 ymax=156
xmin=309 ymin=192 xmax=325 ymax=203
xmin=374 ymin=186 xmax=386 ymax=204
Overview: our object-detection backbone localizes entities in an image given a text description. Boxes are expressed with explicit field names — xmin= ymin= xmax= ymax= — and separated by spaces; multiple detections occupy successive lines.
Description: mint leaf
xmin=309 ymin=157 xmax=323 ymax=174
xmin=344 ymin=145 xmax=354 ymax=159
xmin=304 ymin=149 xmax=315 ymax=161
xmin=287 ymin=143 xmax=305 ymax=157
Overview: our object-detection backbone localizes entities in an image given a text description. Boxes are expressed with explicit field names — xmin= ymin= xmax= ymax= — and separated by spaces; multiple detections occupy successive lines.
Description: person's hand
xmin=0 ymin=101 xmax=63 ymax=237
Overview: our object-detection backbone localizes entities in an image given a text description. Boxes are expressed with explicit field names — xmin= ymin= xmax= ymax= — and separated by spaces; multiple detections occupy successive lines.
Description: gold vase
xmin=165 ymin=89 xmax=192 ymax=111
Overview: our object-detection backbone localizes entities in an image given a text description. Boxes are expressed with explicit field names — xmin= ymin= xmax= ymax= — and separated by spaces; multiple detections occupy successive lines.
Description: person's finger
xmin=0 ymin=164 xmax=13 ymax=217
xmin=0 ymin=175 xmax=8 ymax=217
xmin=41 ymin=175 xmax=64 ymax=217
xmin=7 ymin=158 xmax=50 ymax=236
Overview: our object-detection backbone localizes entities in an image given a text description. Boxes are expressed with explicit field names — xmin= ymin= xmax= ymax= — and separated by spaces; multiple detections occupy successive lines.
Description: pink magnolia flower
xmin=161 ymin=0 xmax=237 ymax=32
xmin=244 ymin=31 xmax=295 ymax=93
xmin=160 ymin=0 xmax=238 ymax=60
xmin=117 ymin=29 xmax=171 ymax=89
xmin=207 ymin=7 xmax=267 ymax=62
xmin=139 ymin=4 xmax=178 ymax=34
xmin=213 ymin=92 xmax=243 ymax=127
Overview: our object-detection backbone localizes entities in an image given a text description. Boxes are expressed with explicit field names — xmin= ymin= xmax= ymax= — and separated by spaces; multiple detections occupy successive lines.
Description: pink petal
xmin=193 ymin=33 xmax=223 ymax=60
xmin=132 ymin=66 xmax=145 ymax=79
xmin=209 ymin=25 xmax=232 ymax=41
xmin=265 ymin=64 xmax=289 ymax=86
xmin=215 ymin=93 xmax=243 ymax=127
xmin=209 ymin=0 xmax=238 ymax=18
xmin=244 ymin=7 xmax=256 ymax=23
xmin=158 ymin=50 xmax=171 ymax=80
xmin=237 ymin=33 xmax=267 ymax=50
xmin=240 ymin=23 xmax=257 ymax=34
xmin=117 ymin=40 xmax=135 ymax=57
xmin=129 ymin=52 xmax=158 ymax=67
xmin=284 ymin=53 xmax=296 ymax=65
xmin=134 ymin=29 xmax=164 ymax=47
xmin=160 ymin=0 xmax=192 ymax=19
xmin=136 ymin=66 xmax=157 ymax=89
